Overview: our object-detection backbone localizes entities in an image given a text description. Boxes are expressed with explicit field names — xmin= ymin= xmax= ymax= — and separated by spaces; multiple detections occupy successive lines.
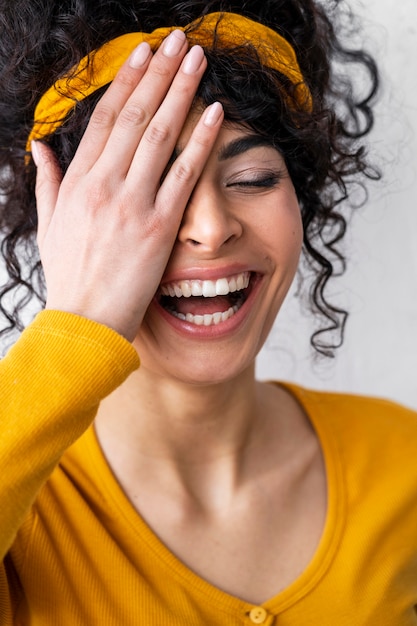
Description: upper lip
xmin=160 ymin=263 xmax=260 ymax=284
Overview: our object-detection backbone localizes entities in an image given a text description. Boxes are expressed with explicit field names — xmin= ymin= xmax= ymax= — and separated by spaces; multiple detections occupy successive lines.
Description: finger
xmin=155 ymin=102 xmax=224 ymax=221
xmin=69 ymin=31 xmax=187 ymax=177
xmin=33 ymin=141 xmax=63 ymax=246
xmin=66 ymin=42 xmax=153 ymax=176
xmin=123 ymin=46 xmax=208 ymax=196
xmin=96 ymin=32 xmax=196 ymax=177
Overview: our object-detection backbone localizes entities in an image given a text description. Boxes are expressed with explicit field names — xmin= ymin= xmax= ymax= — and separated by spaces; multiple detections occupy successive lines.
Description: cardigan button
xmin=249 ymin=606 xmax=268 ymax=623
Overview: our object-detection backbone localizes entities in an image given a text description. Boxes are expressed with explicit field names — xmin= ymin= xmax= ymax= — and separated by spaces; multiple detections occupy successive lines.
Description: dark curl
xmin=0 ymin=0 xmax=380 ymax=355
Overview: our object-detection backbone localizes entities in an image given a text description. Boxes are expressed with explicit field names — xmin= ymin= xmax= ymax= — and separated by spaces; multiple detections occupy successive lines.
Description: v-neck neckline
xmin=84 ymin=382 xmax=346 ymax=616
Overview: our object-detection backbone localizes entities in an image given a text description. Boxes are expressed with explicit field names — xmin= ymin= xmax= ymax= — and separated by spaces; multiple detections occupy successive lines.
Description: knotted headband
xmin=26 ymin=12 xmax=312 ymax=152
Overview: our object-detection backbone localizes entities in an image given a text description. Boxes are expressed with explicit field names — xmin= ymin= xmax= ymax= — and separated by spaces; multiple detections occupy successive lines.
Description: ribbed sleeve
xmin=0 ymin=310 xmax=139 ymax=558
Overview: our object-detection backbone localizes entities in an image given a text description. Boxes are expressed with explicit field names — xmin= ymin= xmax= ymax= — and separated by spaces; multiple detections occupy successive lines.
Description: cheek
xmin=259 ymin=195 xmax=303 ymax=267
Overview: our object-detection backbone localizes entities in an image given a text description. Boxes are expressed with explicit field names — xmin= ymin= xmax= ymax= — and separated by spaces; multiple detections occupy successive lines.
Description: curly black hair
xmin=0 ymin=0 xmax=380 ymax=355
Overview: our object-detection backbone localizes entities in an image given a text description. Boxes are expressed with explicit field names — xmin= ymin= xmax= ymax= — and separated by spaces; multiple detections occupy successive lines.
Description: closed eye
xmin=230 ymin=175 xmax=281 ymax=188
xmin=226 ymin=170 xmax=284 ymax=190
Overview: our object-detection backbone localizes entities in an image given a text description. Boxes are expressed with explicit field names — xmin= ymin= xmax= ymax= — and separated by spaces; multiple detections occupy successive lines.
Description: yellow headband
xmin=26 ymin=12 xmax=312 ymax=152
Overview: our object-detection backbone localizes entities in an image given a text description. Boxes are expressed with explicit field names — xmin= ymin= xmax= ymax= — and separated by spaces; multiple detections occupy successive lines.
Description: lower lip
xmin=152 ymin=274 xmax=263 ymax=339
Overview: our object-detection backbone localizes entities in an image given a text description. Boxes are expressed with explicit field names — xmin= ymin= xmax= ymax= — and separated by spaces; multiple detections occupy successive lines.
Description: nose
xmin=177 ymin=182 xmax=243 ymax=254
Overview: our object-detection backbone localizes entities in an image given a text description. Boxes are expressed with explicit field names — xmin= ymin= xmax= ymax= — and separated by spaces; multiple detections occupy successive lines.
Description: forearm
xmin=0 ymin=310 xmax=139 ymax=557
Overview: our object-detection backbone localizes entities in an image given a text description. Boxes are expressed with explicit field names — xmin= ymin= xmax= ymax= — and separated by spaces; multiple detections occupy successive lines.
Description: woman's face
xmin=133 ymin=114 xmax=303 ymax=385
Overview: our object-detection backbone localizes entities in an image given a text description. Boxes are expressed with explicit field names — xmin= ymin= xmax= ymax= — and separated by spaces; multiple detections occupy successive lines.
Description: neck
xmin=94 ymin=366 xmax=313 ymax=516
xmin=95 ymin=364 xmax=263 ymax=466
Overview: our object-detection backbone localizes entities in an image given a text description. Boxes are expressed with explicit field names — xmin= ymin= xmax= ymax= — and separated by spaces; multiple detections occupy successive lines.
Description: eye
xmin=226 ymin=169 xmax=284 ymax=191
xmin=230 ymin=175 xmax=281 ymax=188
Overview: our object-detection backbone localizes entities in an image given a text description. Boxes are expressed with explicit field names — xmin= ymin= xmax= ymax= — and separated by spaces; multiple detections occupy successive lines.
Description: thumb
xmin=32 ymin=141 xmax=63 ymax=246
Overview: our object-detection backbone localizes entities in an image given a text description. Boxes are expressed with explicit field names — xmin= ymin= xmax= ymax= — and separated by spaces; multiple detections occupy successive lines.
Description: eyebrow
xmin=172 ymin=134 xmax=277 ymax=163
xmin=217 ymin=135 xmax=277 ymax=161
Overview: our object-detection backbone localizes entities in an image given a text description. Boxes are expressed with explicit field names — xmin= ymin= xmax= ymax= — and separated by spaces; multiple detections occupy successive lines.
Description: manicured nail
xmin=162 ymin=30 xmax=186 ymax=57
xmin=31 ymin=140 xmax=40 ymax=166
xmin=203 ymin=102 xmax=224 ymax=127
xmin=129 ymin=42 xmax=151 ymax=68
xmin=182 ymin=45 xmax=204 ymax=75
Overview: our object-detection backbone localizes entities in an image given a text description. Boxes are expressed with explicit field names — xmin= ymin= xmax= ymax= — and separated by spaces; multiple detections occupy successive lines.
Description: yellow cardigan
xmin=1 ymin=311 xmax=417 ymax=625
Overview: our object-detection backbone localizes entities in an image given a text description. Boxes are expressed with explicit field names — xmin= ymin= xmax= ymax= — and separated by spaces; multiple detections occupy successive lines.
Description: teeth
xmin=180 ymin=281 xmax=192 ymax=298
xmin=213 ymin=312 xmax=222 ymax=325
xmin=215 ymin=278 xmax=229 ymax=295
xmin=228 ymin=277 xmax=237 ymax=293
xmin=170 ymin=306 xmax=237 ymax=326
xmin=160 ymin=271 xmax=250 ymax=298
xmin=191 ymin=282 xmax=203 ymax=297
xmin=202 ymin=281 xmax=216 ymax=298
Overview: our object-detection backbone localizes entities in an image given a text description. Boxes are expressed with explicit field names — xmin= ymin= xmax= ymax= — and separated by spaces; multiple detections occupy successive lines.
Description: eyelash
xmin=227 ymin=173 xmax=282 ymax=189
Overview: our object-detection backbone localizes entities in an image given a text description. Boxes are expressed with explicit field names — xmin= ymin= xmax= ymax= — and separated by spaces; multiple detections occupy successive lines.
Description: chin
xmin=134 ymin=304 xmax=281 ymax=387
xmin=135 ymin=339 xmax=258 ymax=388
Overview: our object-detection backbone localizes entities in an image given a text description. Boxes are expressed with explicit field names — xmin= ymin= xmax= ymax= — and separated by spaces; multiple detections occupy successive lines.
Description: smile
xmin=159 ymin=271 xmax=252 ymax=327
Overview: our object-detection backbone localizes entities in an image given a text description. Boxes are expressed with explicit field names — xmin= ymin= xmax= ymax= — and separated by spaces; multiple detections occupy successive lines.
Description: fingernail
xmin=31 ymin=140 xmax=40 ymax=166
xmin=203 ymin=102 xmax=223 ymax=127
xmin=129 ymin=42 xmax=151 ymax=68
xmin=162 ymin=30 xmax=186 ymax=57
xmin=182 ymin=45 xmax=204 ymax=75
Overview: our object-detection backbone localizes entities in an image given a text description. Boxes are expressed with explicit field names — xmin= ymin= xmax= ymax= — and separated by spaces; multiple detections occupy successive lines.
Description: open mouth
xmin=158 ymin=271 xmax=255 ymax=327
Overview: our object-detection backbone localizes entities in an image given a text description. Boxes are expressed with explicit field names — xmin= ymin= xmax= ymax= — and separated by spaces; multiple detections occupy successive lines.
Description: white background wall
xmin=257 ymin=0 xmax=417 ymax=409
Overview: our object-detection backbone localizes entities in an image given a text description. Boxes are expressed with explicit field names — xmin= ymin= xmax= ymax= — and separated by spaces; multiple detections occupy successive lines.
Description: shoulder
xmin=279 ymin=382 xmax=417 ymax=466
xmin=310 ymin=384 xmax=412 ymax=413
xmin=278 ymin=383 xmax=417 ymax=524
xmin=283 ymin=381 xmax=417 ymax=428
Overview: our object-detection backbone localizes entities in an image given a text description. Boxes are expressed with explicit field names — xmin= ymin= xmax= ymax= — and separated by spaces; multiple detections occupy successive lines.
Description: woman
xmin=1 ymin=0 xmax=416 ymax=624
